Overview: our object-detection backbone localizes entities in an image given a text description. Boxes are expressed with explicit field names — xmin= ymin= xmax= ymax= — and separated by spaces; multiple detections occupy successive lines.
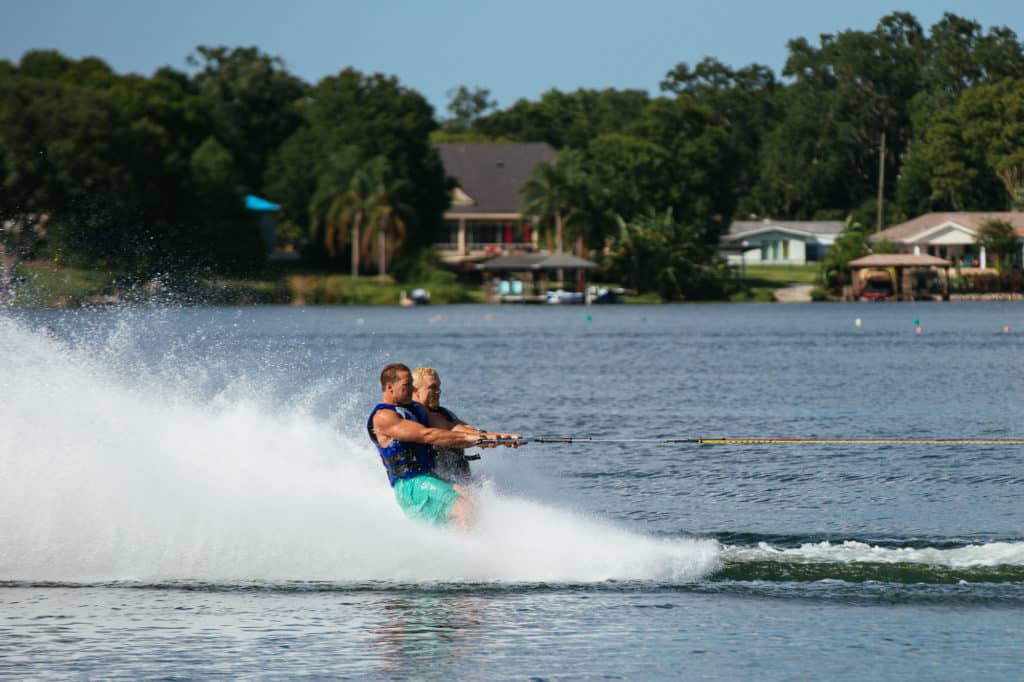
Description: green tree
xmin=958 ymin=78 xmax=1024 ymax=209
xmin=976 ymin=219 xmax=1019 ymax=273
xmin=444 ymin=85 xmax=496 ymax=132
xmin=759 ymin=13 xmax=925 ymax=222
xmin=263 ymin=125 xmax=320 ymax=240
xmin=475 ymin=88 xmax=650 ymax=149
xmin=921 ymin=13 xmax=1024 ymax=103
xmin=309 ymin=147 xmax=364 ymax=272
xmin=309 ymin=153 xmax=411 ymax=279
xmin=629 ymin=95 xmax=737 ymax=244
xmin=360 ymin=161 xmax=411 ymax=279
xmin=0 ymin=74 xmax=137 ymax=266
xmin=607 ymin=208 xmax=724 ymax=300
xmin=894 ymin=14 xmax=1024 ymax=215
xmin=188 ymin=46 xmax=307 ymax=194
xmin=660 ymin=57 xmax=780 ymax=216
xmin=304 ymin=69 xmax=448 ymax=274
xmin=186 ymin=136 xmax=262 ymax=269
xmin=819 ymin=218 xmax=872 ymax=293
xmin=584 ymin=132 xmax=669 ymax=249
xmin=901 ymin=77 xmax=1024 ymax=215
xmin=16 ymin=50 xmax=73 ymax=80
xmin=520 ymin=149 xmax=587 ymax=254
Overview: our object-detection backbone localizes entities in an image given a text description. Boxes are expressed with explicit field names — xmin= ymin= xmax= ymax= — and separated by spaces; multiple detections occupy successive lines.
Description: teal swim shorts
xmin=392 ymin=474 xmax=459 ymax=525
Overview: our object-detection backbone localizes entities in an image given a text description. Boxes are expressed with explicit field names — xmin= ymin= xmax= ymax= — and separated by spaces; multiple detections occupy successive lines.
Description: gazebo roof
xmin=848 ymin=254 xmax=951 ymax=268
xmin=476 ymin=253 xmax=599 ymax=271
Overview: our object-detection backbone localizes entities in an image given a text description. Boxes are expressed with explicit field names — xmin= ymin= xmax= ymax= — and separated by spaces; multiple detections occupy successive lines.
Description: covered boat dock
xmin=476 ymin=253 xmax=599 ymax=303
xmin=848 ymin=253 xmax=952 ymax=301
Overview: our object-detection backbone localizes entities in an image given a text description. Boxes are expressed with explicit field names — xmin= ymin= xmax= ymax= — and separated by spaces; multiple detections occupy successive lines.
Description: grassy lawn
xmin=12 ymin=261 xmax=118 ymax=306
xmin=729 ymin=264 xmax=821 ymax=302
xmin=285 ymin=273 xmax=481 ymax=305
xmin=9 ymin=261 xmax=483 ymax=306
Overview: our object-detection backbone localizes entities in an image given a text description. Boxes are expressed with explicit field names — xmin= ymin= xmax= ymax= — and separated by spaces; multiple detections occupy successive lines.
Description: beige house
xmin=434 ymin=142 xmax=556 ymax=265
xmin=869 ymin=212 xmax=1024 ymax=269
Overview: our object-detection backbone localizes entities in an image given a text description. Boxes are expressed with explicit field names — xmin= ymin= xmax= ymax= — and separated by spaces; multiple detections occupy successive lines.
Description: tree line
xmin=448 ymin=12 xmax=1024 ymax=298
xmin=2 ymin=11 xmax=1024 ymax=301
xmin=0 ymin=46 xmax=446 ymax=289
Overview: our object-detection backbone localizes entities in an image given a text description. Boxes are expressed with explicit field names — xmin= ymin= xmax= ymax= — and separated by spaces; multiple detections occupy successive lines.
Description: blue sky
xmin=4 ymin=1 xmax=1023 ymax=117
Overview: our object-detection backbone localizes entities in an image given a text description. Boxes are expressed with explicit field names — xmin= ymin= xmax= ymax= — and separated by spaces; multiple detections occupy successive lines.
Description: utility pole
xmin=876 ymin=128 xmax=886 ymax=233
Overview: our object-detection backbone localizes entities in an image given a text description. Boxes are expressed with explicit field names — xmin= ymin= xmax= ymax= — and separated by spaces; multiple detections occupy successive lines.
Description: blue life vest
xmin=367 ymin=402 xmax=435 ymax=486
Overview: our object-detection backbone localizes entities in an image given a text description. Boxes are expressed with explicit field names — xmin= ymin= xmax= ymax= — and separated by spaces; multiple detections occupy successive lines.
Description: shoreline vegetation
xmin=6 ymin=261 xmax=1024 ymax=308
xmin=6 ymin=260 xmax=813 ymax=307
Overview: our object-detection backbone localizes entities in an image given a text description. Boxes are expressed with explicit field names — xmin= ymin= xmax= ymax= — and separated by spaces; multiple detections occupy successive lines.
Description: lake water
xmin=1 ymin=302 xmax=1022 ymax=680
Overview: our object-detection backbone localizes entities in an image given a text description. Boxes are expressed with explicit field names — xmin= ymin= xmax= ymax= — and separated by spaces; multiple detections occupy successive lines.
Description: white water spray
xmin=725 ymin=539 xmax=1024 ymax=568
xmin=0 ymin=313 xmax=719 ymax=583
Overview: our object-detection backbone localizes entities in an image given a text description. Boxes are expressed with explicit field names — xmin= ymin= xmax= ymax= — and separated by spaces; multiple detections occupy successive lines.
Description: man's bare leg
xmin=449 ymin=484 xmax=475 ymax=530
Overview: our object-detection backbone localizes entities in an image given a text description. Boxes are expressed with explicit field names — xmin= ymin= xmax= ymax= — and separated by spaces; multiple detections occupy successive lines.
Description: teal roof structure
xmin=245 ymin=194 xmax=280 ymax=211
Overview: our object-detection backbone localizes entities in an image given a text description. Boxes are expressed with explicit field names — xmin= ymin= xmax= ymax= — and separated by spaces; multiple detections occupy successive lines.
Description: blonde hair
xmin=411 ymin=366 xmax=439 ymax=388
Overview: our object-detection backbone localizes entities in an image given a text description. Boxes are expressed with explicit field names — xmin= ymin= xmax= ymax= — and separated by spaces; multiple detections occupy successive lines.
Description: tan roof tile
xmin=870 ymin=212 xmax=1024 ymax=242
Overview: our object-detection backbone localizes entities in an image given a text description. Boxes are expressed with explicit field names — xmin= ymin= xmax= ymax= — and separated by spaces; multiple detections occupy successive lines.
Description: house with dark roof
xmin=720 ymin=219 xmax=844 ymax=265
xmin=868 ymin=212 xmax=1024 ymax=269
xmin=434 ymin=142 xmax=557 ymax=264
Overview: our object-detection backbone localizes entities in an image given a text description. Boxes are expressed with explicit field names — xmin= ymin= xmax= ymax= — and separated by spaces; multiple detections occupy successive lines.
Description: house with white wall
xmin=721 ymin=219 xmax=844 ymax=265
xmin=868 ymin=212 xmax=1024 ymax=269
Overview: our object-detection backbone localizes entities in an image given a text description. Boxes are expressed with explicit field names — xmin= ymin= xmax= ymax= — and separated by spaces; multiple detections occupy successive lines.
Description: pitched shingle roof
xmin=435 ymin=142 xmax=557 ymax=215
xmin=870 ymin=212 xmax=1024 ymax=242
xmin=476 ymin=253 xmax=598 ymax=271
xmin=724 ymin=219 xmax=844 ymax=241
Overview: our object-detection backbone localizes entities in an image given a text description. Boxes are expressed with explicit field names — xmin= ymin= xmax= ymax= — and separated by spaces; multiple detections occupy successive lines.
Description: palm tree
xmin=359 ymin=160 xmax=411 ymax=280
xmin=309 ymin=152 xmax=392 ymax=279
xmin=345 ymin=157 xmax=391 ymax=279
xmin=520 ymin=149 xmax=586 ymax=254
xmin=309 ymin=147 xmax=358 ymax=268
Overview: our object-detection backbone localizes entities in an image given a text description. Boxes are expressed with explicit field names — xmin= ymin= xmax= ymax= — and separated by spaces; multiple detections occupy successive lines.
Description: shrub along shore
xmin=4 ymin=261 xmax=479 ymax=307
xmin=8 ymin=261 xmax=817 ymax=307
xmin=11 ymin=262 xmax=1024 ymax=308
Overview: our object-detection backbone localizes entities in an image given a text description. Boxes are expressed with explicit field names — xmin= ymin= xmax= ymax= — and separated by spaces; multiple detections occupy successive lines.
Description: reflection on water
xmin=375 ymin=593 xmax=488 ymax=673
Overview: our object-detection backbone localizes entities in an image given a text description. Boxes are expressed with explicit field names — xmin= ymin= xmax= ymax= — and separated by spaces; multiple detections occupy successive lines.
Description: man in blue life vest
xmin=411 ymin=366 xmax=475 ymax=484
xmin=368 ymin=362 xmax=518 ymax=529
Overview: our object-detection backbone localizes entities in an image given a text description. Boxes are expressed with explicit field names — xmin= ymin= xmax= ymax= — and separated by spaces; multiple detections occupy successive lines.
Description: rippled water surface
xmin=2 ymin=302 xmax=1023 ymax=680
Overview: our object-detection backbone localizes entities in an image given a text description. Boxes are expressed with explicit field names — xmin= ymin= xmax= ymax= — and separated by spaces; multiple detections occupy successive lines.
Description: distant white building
xmin=720 ymin=219 xmax=845 ymax=266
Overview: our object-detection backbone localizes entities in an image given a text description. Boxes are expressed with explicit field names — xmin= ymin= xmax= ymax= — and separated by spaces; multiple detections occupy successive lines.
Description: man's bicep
xmin=373 ymin=411 xmax=402 ymax=438
xmin=383 ymin=417 xmax=428 ymax=440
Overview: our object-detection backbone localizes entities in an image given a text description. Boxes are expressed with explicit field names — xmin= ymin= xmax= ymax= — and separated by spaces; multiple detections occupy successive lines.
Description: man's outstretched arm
xmin=374 ymin=410 xmax=481 ymax=448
